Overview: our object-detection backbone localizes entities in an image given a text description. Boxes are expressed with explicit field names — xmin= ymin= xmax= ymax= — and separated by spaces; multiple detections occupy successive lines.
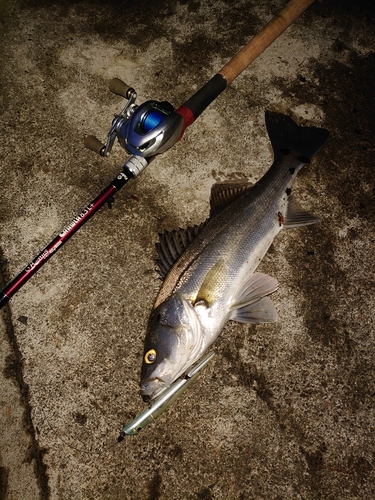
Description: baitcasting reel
xmin=84 ymin=78 xmax=184 ymax=158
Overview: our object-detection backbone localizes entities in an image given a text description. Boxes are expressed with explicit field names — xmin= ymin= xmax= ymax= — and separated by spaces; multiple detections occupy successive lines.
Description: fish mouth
xmin=141 ymin=394 xmax=152 ymax=403
xmin=139 ymin=386 xmax=166 ymax=402
xmin=139 ymin=376 xmax=171 ymax=402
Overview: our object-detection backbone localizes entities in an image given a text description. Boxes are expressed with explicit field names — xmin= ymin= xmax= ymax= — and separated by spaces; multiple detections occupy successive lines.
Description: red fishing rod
xmin=0 ymin=0 xmax=315 ymax=310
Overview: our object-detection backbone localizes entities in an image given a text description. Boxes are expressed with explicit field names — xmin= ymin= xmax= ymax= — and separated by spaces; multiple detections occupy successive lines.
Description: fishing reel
xmin=84 ymin=78 xmax=184 ymax=158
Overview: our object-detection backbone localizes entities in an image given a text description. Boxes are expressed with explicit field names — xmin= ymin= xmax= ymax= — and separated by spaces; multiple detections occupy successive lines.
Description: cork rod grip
xmin=219 ymin=0 xmax=316 ymax=84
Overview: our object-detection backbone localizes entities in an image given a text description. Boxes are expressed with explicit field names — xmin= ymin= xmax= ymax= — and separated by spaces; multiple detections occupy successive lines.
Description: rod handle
xmin=84 ymin=135 xmax=106 ymax=156
xmin=219 ymin=0 xmax=316 ymax=84
xmin=109 ymin=78 xmax=135 ymax=99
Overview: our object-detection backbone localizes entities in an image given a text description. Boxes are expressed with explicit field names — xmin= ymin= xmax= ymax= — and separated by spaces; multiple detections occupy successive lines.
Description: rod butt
xmin=0 ymin=292 xmax=9 ymax=310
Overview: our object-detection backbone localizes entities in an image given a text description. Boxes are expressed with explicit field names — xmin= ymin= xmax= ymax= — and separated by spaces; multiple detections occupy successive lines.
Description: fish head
xmin=140 ymin=293 xmax=203 ymax=402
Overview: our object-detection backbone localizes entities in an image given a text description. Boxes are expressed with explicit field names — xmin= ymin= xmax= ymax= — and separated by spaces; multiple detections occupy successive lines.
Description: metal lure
xmin=118 ymin=351 xmax=215 ymax=438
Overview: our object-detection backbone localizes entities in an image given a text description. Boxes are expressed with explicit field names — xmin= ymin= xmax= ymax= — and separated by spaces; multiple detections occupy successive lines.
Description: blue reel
xmin=85 ymin=79 xmax=184 ymax=159
xmin=117 ymin=100 xmax=183 ymax=157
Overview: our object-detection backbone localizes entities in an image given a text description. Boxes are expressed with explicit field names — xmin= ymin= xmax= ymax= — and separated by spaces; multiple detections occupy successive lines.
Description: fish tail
xmin=265 ymin=111 xmax=329 ymax=160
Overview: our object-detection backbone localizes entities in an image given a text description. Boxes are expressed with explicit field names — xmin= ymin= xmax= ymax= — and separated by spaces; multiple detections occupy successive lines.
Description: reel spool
xmin=84 ymin=78 xmax=183 ymax=159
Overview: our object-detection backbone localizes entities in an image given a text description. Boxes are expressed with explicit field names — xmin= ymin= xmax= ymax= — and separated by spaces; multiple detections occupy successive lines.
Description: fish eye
xmin=144 ymin=349 xmax=157 ymax=364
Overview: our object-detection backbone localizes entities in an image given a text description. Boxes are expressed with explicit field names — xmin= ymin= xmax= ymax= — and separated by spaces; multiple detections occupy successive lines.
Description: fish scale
xmin=140 ymin=111 xmax=329 ymax=401
xmin=161 ymin=154 xmax=300 ymax=303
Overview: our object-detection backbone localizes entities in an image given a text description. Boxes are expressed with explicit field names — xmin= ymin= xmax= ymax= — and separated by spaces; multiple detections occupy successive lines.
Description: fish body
xmin=140 ymin=111 xmax=329 ymax=401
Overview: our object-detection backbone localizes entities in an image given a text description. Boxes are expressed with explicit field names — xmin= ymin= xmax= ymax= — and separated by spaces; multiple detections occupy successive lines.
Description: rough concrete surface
xmin=0 ymin=0 xmax=374 ymax=498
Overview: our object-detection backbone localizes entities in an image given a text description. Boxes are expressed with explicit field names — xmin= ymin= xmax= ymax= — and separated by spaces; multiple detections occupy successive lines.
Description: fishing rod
xmin=0 ymin=0 xmax=315 ymax=311
xmin=0 ymin=0 xmax=318 ymax=442
xmin=0 ymin=0 xmax=315 ymax=309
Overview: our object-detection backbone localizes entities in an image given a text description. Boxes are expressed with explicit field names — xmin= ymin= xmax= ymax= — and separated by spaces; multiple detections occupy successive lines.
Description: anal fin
xmin=284 ymin=195 xmax=321 ymax=228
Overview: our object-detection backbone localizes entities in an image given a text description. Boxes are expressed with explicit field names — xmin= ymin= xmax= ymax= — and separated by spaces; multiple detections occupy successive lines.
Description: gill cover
xmin=140 ymin=293 xmax=203 ymax=401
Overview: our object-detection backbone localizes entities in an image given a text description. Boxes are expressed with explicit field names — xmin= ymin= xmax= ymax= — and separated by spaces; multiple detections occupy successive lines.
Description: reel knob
xmin=84 ymin=135 xmax=106 ymax=156
xmin=109 ymin=78 xmax=136 ymax=100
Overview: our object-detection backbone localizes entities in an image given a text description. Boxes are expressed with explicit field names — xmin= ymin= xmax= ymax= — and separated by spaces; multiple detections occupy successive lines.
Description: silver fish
xmin=140 ymin=111 xmax=329 ymax=401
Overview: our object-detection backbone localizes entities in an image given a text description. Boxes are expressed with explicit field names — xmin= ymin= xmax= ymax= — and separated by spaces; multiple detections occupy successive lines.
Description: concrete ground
xmin=1 ymin=0 xmax=374 ymax=498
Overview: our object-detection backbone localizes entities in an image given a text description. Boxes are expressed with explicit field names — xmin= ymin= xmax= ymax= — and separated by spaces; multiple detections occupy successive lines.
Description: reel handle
xmin=84 ymin=135 xmax=106 ymax=156
xmin=109 ymin=78 xmax=135 ymax=99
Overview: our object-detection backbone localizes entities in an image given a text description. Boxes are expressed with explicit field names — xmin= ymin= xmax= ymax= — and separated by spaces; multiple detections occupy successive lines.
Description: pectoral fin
xmin=195 ymin=259 xmax=227 ymax=307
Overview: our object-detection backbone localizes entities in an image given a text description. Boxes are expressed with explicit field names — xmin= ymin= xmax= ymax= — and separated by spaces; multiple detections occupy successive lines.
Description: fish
xmin=140 ymin=111 xmax=329 ymax=402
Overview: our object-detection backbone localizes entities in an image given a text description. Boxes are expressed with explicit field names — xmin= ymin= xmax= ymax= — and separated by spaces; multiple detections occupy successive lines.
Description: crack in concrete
xmin=0 ymin=248 xmax=50 ymax=500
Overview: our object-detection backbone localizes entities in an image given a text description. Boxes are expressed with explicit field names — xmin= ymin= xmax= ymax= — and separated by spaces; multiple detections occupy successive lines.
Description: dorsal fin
xmin=210 ymin=181 xmax=253 ymax=217
xmin=155 ymin=223 xmax=205 ymax=279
